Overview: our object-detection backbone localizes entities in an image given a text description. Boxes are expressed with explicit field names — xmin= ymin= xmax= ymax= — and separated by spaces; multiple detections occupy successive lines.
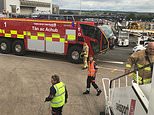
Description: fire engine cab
xmin=0 ymin=18 xmax=109 ymax=63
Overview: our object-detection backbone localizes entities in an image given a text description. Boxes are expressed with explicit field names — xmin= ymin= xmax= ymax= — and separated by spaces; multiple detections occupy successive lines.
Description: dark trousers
xmin=86 ymin=76 xmax=99 ymax=89
xmin=52 ymin=106 xmax=63 ymax=115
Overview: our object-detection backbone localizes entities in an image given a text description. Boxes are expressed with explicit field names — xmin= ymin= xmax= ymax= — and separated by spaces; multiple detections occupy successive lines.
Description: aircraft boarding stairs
xmin=102 ymin=63 xmax=154 ymax=115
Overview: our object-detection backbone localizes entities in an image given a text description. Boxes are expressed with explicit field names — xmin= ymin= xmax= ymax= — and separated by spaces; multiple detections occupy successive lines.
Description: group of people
xmin=81 ymin=42 xmax=102 ymax=95
xmin=44 ymin=41 xmax=154 ymax=115
xmin=44 ymin=42 xmax=102 ymax=115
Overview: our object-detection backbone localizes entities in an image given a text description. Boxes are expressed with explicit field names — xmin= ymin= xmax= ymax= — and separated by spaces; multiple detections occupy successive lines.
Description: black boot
xmin=83 ymin=90 xmax=90 ymax=94
xmin=96 ymin=90 xmax=102 ymax=96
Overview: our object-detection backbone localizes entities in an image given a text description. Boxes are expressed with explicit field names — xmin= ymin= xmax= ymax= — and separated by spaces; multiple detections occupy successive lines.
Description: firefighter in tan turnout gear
xmin=81 ymin=42 xmax=89 ymax=69
xmin=125 ymin=42 xmax=154 ymax=84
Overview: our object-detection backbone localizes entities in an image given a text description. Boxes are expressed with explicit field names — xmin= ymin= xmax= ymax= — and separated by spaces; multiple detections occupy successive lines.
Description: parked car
xmin=132 ymin=44 xmax=147 ymax=52
xmin=117 ymin=31 xmax=129 ymax=46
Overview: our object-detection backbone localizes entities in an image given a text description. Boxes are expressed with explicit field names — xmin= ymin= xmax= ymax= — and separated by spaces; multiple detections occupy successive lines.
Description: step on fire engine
xmin=0 ymin=18 xmax=109 ymax=63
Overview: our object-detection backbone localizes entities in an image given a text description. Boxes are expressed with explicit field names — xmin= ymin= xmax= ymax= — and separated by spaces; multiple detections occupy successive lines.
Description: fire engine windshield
xmin=80 ymin=24 xmax=101 ymax=41
xmin=80 ymin=24 xmax=102 ymax=53
xmin=80 ymin=24 xmax=108 ymax=52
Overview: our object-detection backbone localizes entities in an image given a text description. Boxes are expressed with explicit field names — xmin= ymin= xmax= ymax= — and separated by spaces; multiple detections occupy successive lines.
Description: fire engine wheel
xmin=12 ymin=40 xmax=25 ymax=56
xmin=0 ymin=38 xmax=11 ymax=54
xmin=68 ymin=46 xmax=82 ymax=63
xmin=100 ymin=112 xmax=105 ymax=115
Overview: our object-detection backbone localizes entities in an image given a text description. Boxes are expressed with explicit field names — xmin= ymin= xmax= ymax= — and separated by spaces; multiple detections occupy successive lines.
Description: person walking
xmin=125 ymin=42 xmax=154 ymax=84
xmin=45 ymin=74 xmax=68 ymax=115
xmin=83 ymin=56 xmax=102 ymax=96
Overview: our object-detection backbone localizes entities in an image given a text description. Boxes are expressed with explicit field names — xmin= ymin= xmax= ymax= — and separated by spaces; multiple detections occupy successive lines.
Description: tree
xmin=126 ymin=13 xmax=136 ymax=20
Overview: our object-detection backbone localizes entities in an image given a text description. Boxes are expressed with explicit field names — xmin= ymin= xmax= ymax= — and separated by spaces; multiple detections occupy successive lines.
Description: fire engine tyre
xmin=12 ymin=40 xmax=25 ymax=56
xmin=68 ymin=46 xmax=82 ymax=63
xmin=109 ymin=44 xmax=115 ymax=49
xmin=100 ymin=112 xmax=105 ymax=115
xmin=0 ymin=38 xmax=11 ymax=54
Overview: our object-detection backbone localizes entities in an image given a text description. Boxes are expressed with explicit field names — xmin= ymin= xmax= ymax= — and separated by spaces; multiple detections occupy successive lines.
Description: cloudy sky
xmin=53 ymin=0 xmax=154 ymax=12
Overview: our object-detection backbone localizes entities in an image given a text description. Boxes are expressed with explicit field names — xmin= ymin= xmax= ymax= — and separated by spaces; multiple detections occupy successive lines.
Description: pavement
xmin=0 ymin=45 xmax=133 ymax=115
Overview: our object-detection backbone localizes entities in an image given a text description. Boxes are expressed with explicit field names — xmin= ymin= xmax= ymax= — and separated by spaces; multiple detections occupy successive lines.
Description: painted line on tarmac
xmin=98 ymin=66 xmax=124 ymax=72
xmin=115 ymin=47 xmax=132 ymax=51
xmin=97 ymin=60 xmax=125 ymax=65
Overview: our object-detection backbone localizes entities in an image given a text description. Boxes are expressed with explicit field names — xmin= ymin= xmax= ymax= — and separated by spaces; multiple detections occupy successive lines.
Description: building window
xmin=10 ymin=5 xmax=16 ymax=13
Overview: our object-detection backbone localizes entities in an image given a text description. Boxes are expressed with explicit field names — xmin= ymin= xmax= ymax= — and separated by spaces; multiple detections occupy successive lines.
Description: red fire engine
xmin=0 ymin=18 xmax=109 ymax=63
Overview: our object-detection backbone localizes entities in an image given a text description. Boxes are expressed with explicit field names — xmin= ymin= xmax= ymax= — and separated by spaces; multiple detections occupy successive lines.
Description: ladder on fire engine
xmin=102 ymin=63 xmax=153 ymax=115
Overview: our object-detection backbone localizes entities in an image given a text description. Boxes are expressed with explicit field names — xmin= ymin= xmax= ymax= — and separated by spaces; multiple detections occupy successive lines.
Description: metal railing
xmin=102 ymin=63 xmax=152 ymax=115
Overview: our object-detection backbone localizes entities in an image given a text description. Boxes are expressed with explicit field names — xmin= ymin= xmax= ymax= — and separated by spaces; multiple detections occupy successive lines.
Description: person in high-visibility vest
xmin=125 ymin=42 xmax=154 ymax=84
xmin=81 ymin=42 xmax=89 ymax=69
xmin=83 ymin=56 xmax=102 ymax=96
xmin=45 ymin=74 xmax=68 ymax=115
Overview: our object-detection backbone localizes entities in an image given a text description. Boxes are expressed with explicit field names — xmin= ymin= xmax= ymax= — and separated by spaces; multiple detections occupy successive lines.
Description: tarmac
xmin=0 ymin=46 xmax=132 ymax=115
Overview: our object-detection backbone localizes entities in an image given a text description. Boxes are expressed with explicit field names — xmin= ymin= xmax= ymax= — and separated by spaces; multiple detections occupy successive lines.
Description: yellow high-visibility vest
xmin=50 ymin=82 xmax=65 ymax=108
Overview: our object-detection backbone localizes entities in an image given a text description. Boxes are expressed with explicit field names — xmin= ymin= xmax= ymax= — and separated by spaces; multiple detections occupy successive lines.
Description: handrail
xmin=110 ymin=63 xmax=152 ymax=88
xmin=102 ymin=78 xmax=110 ymax=101
xmin=102 ymin=78 xmax=111 ymax=115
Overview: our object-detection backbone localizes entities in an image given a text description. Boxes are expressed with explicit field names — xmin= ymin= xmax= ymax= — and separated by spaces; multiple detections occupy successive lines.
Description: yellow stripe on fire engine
xmin=27 ymin=32 xmax=31 ymax=36
xmin=0 ymin=29 xmax=3 ymax=33
xmin=3 ymin=18 xmax=75 ymax=24
xmin=52 ymin=34 xmax=60 ymax=38
xmin=11 ymin=30 xmax=17 ymax=34
xmin=67 ymin=35 xmax=76 ymax=41
xmin=31 ymin=36 xmax=38 ymax=40
xmin=5 ymin=33 xmax=11 ymax=37
xmin=2 ymin=30 xmax=5 ymax=33
xmin=37 ymin=32 xmax=45 ymax=37
xmin=45 ymin=37 xmax=52 ymax=42
xmin=17 ymin=34 xmax=24 ymax=39
xmin=23 ymin=31 xmax=27 ymax=35
xmin=60 ymin=38 xmax=65 ymax=42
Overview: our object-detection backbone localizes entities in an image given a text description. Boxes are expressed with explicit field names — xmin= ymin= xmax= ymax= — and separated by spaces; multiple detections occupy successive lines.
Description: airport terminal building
xmin=0 ymin=0 xmax=58 ymax=14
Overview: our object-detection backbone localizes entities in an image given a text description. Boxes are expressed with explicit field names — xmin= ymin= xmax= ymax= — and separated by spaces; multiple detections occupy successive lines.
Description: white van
xmin=118 ymin=31 xmax=129 ymax=46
